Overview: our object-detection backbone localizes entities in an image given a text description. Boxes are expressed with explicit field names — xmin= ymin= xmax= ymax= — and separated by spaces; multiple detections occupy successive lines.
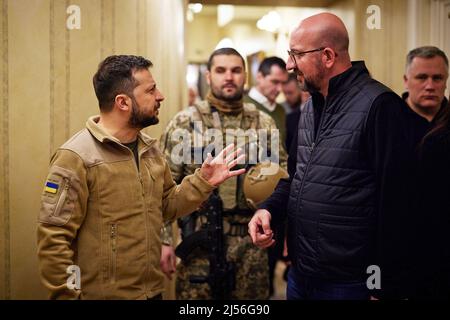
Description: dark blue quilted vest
xmin=288 ymin=61 xmax=392 ymax=282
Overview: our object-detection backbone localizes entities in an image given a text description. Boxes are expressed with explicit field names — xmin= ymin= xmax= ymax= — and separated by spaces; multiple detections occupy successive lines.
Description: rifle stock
xmin=175 ymin=229 xmax=208 ymax=261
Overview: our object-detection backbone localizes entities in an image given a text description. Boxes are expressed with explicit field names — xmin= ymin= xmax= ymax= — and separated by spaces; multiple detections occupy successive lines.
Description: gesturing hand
xmin=199 ymin=143 xmax=246 ymax=186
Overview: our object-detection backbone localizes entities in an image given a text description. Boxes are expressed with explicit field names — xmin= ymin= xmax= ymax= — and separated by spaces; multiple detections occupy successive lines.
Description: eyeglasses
xmin=287 ymin=47 xmax=325 ymax=65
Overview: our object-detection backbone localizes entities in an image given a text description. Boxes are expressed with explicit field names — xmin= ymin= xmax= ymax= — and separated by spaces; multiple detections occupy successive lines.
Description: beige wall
xmin=1 ymin=0 xmax=5 ymax=300
xmin=186 ymin=15 xmax=278 ymax=64
xmin=220 ymin=21 xmax=277 ymax=56
xmin=407 ymin=0 xmax=432 ymax=48
xmin=186 ymin=15 xmax=220 ymax=63
xmin=359 ymin=0 xmax=408 ymax=95
xmin=0 ymin=0 xmax=186 ymax=300
xmin=0 ymin=0 xmax=8 ymax=299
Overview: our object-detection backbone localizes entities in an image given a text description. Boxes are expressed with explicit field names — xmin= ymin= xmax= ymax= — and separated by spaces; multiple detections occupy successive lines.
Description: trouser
xmin=286 ymin=268 xmax=369 ymax=300
xmin=176 ymin=235 xmax=269 ymax=300
xmin=268 ymin=222 xmax=287 ymax=296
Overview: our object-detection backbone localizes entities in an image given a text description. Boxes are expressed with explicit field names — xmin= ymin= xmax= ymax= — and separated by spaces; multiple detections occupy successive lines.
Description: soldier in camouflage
xmin=159 ymin=48 xmax=288 ymax=300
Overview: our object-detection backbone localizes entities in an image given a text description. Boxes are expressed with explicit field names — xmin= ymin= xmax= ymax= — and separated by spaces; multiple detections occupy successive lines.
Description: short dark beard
xmin=128 ymin=96 xmax=159 ymax=129
xmin=211 ymin=86 xmax=244 ymax=102
xmin=300 ymin=65 xmax=325 ymax=94
xmin=301 ymin=77 xmax=321 ymax=94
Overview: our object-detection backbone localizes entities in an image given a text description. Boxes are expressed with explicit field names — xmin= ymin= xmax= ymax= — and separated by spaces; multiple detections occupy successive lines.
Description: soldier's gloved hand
xmin=160 ymin=244 xmax=177 ymax=280
xmin=248 ymin=209 xmax=275 ymax=248
xmin=199 ymin=143 xmax=246 ymax=186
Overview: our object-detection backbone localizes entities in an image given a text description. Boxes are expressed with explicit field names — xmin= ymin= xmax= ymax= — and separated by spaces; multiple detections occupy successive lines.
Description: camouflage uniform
xmin=160 ymin=100 xmax=288 ymax=300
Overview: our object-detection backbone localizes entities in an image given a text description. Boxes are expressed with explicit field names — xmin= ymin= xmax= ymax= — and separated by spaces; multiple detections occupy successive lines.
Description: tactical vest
xmin=189 ymin=100 xmax=260 ymax=211
xmin=288 ymin=62 xmax=391 ymax=282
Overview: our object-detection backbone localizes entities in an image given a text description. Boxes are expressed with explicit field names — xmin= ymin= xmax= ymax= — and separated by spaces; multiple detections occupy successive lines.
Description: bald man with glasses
xmin=249 ymin=13 xmax=416 ymax=300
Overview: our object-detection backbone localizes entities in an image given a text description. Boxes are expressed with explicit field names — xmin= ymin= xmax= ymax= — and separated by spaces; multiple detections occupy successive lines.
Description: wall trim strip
xmin=65 ymin=0 xmax=70 ymax=139
xmin=49 ymin=0 xmax=55 ymax=156
xmin=2 ymin=0 xmax=11 ymax=300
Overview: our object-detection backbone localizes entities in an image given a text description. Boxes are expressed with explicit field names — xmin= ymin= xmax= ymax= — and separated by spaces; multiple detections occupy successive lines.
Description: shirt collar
xmin=327 ymin=61 xmax=369 ymax=97
xmin=249 ymin=87 xmax=277 ymax=112
xmin=401 ymin=92 xmax=449 ymax=123
xmin=86 ymin=115 xmax=156 ymax=147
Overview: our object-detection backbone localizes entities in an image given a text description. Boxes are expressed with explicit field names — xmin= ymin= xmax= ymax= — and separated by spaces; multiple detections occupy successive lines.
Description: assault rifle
xmin=175 ymin=191 xmax=236 ymax=300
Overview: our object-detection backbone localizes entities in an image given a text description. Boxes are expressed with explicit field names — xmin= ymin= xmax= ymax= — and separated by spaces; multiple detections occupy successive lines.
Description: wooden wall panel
xmin=0 ymin=0 xmax=10 ymax=301
xmin=115 ymin=0 xmax=138 ymax=55
xmin=144 ymin=0 xmax=188 ymax=140
xmin=333 ymin=0 xmax=408 ymax=94
xmin=9 ymin=0 xmax=50 ymax=299
xmin=68 ymin=0 xmax=101 ymax=135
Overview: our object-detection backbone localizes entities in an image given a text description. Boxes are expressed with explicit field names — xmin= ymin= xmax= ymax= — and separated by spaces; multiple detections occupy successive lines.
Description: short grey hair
xmin=406 ymin=46 xmax=449 ymax=71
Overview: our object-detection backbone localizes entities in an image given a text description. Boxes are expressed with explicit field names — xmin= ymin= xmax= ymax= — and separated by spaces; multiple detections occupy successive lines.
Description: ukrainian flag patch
xmin=45 ymin=181 xmax=59 ymax=194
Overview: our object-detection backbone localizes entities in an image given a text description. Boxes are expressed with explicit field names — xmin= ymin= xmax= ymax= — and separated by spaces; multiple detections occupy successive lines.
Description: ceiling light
xmin=188 ymin=3 xmax=203 ymax=14
xmin=218 ymin=5 xmax=234 ymax=27
xmin=256 ymin=11 xmax=281 ymax=33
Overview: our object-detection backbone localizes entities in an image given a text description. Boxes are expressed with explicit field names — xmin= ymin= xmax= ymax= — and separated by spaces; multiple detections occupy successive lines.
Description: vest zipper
xmin=110 ymin=223 xmax=117 ymax=284
xmin=53 ymin=178 xmax=70 ymax=216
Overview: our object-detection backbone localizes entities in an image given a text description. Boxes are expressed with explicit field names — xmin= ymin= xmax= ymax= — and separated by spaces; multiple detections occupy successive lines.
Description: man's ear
xmin=403 ymin=75 xmax=409 ymax=90
xmin=206 ymin=70 xmax=211 ymax=86
xmin=256 ymin=71 xmax=264 ymax=84
xmin=115 ymin=94 xmax=131 ymax=111
xmin=323 ymin=48 xmax=336 ymax=68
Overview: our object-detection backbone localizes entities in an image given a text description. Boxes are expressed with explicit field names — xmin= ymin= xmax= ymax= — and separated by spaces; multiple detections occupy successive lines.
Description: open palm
xmin=200 ymin=144 xmax=246 ymax=186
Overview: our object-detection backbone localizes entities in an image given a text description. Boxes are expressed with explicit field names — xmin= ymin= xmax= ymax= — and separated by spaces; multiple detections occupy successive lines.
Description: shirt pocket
xmin=39 ymin=166 xmax=79 ymax=226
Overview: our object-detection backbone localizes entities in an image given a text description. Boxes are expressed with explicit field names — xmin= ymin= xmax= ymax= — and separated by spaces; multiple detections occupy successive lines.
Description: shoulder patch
xmin=39 ymin=165 xmax=81 ymax=226
xmin=44 ymin=181 xmax=59 ymax=194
